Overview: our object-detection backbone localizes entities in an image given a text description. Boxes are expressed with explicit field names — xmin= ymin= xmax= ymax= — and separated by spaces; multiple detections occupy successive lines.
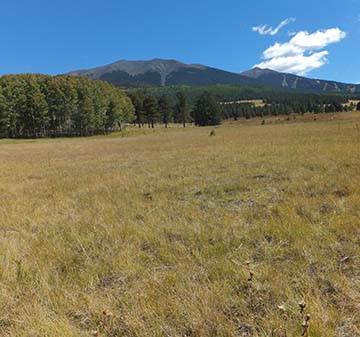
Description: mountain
xmin=67 ymin=58 xmax=360 ymax=93
xmin=241 ymin=67 xmax=359 ymax=94
xmin=67 ymin=59 xmax=256 ymax=87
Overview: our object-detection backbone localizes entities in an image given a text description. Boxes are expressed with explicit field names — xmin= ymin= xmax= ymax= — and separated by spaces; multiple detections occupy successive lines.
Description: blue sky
xmin=1 ymin=0 xmax=359 ymax=82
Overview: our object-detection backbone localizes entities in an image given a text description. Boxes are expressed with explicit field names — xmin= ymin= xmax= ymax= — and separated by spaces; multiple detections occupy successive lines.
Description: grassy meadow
xmin=0 ymin=112 xmax=359 ymax=337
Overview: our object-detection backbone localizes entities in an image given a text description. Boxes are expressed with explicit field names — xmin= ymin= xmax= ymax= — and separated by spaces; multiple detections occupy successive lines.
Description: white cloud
xmin=290 ymin=28 xmax=346 ymax=49
xmin=255 ymin=28 xmax=346 ymax=75
xmin=252 ymin=18 xmax=295 ymax=36
xmin=262 ymin=42 xmax=303 ymax=59
xmin=256 ymin=51 xmax=329 ymax=75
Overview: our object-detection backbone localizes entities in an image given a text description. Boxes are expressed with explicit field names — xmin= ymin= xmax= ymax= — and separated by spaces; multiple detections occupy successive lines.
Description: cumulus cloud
xmin=256 ymin=51 xmax=329 ymax=75
xmin=255 ymin=28 xmax=346 ymax=75
xmin=252 ymin=18 xmax=295 ymax=36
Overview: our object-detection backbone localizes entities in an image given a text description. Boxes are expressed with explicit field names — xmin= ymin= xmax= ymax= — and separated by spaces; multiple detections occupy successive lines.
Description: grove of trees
xmin=127 ymin=84 xmax=360 ymax=127
xmin=129 ymin=90 xmax=190 ymax=128
xmin=220 ymin=92 xmax=353 ymax=121
xmin=193 ymin=91 xmax=221 ymax=126
xmin=0 ymin=75 xmax=358 ymax=138
xmin=129 ymin=89 xmax=222 ymax=128
xmin=0 ymin=74 xmax=134 ymax=138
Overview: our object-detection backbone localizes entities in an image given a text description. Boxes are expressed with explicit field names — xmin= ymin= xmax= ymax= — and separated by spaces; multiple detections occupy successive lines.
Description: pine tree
xmin=176 ymin=91 xmax=189 ymax=127
xmin=129 ymin=92 xmax=143 ymax=128
xmin=158 ymin=95 xmax=172 ymax=128
xmin=193 ymin=91 xmax=221 ymax=126
xmin=143 ymin=95 xmax=158 ymax=128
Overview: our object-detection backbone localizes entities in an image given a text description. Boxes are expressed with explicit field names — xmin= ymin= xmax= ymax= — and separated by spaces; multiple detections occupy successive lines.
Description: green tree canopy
xmin=175 ymin=91 xmax=189 ymax=127
xmin=129 ymin=91 xmax=144 ymax=128
xmin=193 ymin=91 xmax=221 ymax=126
xmin=158 ymin=95 xmax=172 ymax=128
xmin=0 ymin=74 xmax=134 ymax=138
xmin=143 ymin=95 xmax=158 ymax=128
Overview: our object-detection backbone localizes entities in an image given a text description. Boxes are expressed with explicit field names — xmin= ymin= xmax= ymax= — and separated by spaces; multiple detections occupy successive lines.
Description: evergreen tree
xmin=143 ymin=95 xmax=158 ymax=128
xmin=129 ymin=91 xmax=143 ymax=128
xmin=193 ymin=91 xmax=221 ymax=126
xmin=176 ymin=91 xmax=189 ymax=127
xmin=158 ymin=95 xmax=172 ymax=128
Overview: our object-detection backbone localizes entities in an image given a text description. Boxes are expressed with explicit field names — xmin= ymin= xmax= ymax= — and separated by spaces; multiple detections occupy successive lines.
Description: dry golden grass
xmin=0 ymin=112 xmax=359 ymax=337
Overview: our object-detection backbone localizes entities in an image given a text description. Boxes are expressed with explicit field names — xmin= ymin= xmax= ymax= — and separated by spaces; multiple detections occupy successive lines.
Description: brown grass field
xmin=0 ymin=112 xmax=359 ymax=337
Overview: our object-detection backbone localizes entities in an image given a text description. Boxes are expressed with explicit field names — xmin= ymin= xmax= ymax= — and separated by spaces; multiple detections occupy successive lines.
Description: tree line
xmin=0 ymin=76 xmax=358 ymax=138
xmin=0 ymin=74 xmax=134 ymax=138
xmin=128 ymin=90 xmax=222 ymax=128
xmin=220 ymin=93 xmax=355 ymax=120
xmin=128 ymin=89 xmax=358 ymax=128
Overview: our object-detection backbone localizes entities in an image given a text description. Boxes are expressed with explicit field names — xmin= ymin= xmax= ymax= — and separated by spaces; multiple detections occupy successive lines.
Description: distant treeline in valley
xmin=138 ymin=84 xmax=360 ymax=107
xmin=129 ymin=87 xmax=360 ymax=127
xmin=220 ymin=92 xmax=358 ymax=120
xmin=0 ymin=74 xmax=134 ymax=138
xmin=1 ymin=76 xmax=359 ymax=138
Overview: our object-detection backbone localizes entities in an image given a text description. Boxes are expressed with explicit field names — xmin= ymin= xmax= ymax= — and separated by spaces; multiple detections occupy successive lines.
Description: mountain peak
xmin=241 ymin=67 xmax=279 ymax=79
xmin=68 ymin=58 xmax=208 ymax=86
xmin=67 ymin=58 xmax=359 ymax=93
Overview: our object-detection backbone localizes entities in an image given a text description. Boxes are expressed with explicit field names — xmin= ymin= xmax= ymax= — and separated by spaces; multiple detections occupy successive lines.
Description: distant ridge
xmin=241 ymin=67 xmax=359 ymax=94
xmin=67 ymin=58 xmax=360 ymax=93
xmin=69 ymin=59 xmax=207 ymax=86
xmin=67 ymin=58 xmax=257 ymax=87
